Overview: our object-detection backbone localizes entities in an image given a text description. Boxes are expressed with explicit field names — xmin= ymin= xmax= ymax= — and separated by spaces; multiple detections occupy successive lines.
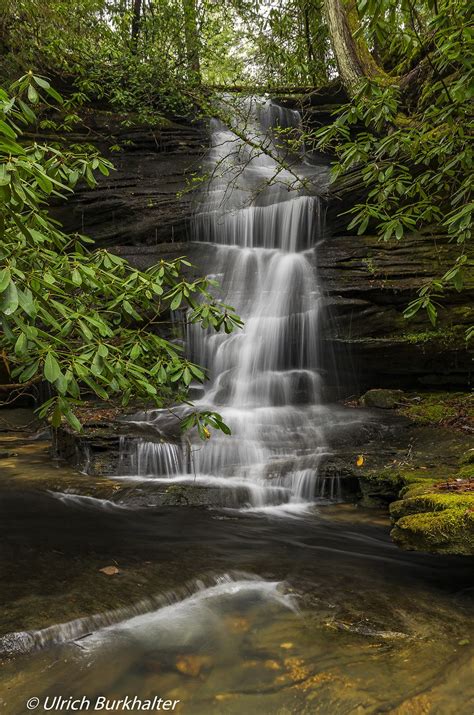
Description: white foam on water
xmin=48 ymin=491 xmax=130 ymax=512
xmin=0 ymin=572 xmax=295 ymax=656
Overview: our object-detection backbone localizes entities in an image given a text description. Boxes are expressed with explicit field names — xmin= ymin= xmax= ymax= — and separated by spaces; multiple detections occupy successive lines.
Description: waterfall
xmin=121 ymin=97 xmax=341 ymax=510
xmin=128 ymin=440 xmax=183 ymax=477
xmin=189 ymin=97 xmax=338 ymax=510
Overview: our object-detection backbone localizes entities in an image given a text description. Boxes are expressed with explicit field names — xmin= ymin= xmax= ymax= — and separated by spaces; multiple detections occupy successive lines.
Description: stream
xmin=0 ymin=99 xmax=473 ymax=714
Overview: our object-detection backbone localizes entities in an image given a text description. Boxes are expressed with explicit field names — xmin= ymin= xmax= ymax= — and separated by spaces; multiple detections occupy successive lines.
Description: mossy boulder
xmin=390 ymin=478 xmax=474 ymax=555
xmin=391 ymin=492 xmax=474 ymax=521
xmin=360 ymin=389 xmax=406 ymax=409
xmin=391 ymin=502 xmax=474 ymax=555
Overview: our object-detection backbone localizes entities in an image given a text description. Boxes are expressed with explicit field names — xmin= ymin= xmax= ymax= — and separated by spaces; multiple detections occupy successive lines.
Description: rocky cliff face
xmin=58 ymin=110 xmax=472 ymax=394
xmin=317 ymin=229 xmax=473 ymax=394
xmin=55 ymin=111 xmax=207 ymax=246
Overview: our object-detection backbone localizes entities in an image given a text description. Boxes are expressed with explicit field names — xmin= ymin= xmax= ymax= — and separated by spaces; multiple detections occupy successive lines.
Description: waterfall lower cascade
xmin=123 ymin=98 xmax=341 ymax=512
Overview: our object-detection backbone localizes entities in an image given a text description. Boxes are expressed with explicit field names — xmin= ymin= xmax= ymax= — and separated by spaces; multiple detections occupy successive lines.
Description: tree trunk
xmin=130 ymin=0 xmax=142 ymax=52
xmin=303 ymin=5 xmax=316 ymax=83
xmin=323 ymin=0 xmax=388 ymax=93
xmin=182 ymin=0 xmax=201 ymax=85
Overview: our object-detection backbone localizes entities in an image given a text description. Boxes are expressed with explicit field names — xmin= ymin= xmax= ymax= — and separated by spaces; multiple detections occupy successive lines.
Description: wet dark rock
xmin=54 ymin=424 xmax=124 ymax=476
xmin=114 ymin=483 xmax=249 ymax=509
xmin=53 ymin=111 xmax=207 ymax=247
xmin=316 ymin=230 xmax=473 ymax=393
xmin=320 ymin=399 xmax=474 ymax=553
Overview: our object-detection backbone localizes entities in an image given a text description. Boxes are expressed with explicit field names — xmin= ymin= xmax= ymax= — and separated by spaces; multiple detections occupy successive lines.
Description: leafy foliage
xmin=0 ymin=73 xmax=242 ymax=433
xmin=0 ymin=0 xmax=333 ymax=120
xmin=315 ymin=0 xmax=473 ymax=334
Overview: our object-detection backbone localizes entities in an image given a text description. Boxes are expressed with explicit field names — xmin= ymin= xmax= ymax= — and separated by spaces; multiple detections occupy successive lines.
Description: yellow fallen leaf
xmin=356 ymin=455 xmax=364 ymax=467
xmin=99 ymin=565 xmax=119 ymax=576
xmin=280 ymin=642 xmax=294 ymax=649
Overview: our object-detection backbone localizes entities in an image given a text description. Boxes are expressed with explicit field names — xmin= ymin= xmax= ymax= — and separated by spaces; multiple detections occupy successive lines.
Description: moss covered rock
xmin=360 ymin=389 xmax=406 ymax=409
xmin=391 ymin=505 xmax=474 ymax=555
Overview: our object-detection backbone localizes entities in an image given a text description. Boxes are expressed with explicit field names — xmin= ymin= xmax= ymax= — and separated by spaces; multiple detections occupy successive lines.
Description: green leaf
xmin=130 ymin=343 xmax=141 ymax=360
xmin=18 ymin=99 xmax=36 ymax=123
xmin=357 ymin=217 xmax=369 ymax=235
xmin=55 ymin=372 xmax=68 ymax=395
xmin=0 ymin=136 xmax=26 ymax=155
xmin=78 ymin=319 xmax=93 ymax=340
xmin=170 ymin=292 xmax=182 ymax=310
xmin=453 ymin=271 xmax=463 ymax=292
xmin=27 ymin=84 xmax=39 ymax=104
xmin=123 ymin=300 xmax=141 ymax=319
xmin=83 ymin=376 xmax=109 ymax=400
xmin=44 ymin=85 xmax=64 ymax=104
xmin=44 ymin=352 xmax=61 ymax=382
xmin=215 ymin=419 xmax=231 ymax=435
xmin=0 ymin=280 xmax=18 ymax=315
xmin=0 ymin=119 xmax=17 ymax=139
xmin=0 ymin=268 xmax=11 ymax=293
xmin=18 ymin=360 xmax=39 ymax=383
xmin=18 ymin=288 xmax=36 ymax=317
xmin=426 ymin=302 xmax=437 ymax=327
xmin=14 ymin=332 xmax=27 ymax=356
xmin=33 ymin=76 xmax=50 ymax=90
xmin=71 ymin=268 xmax=82 ymax=286
xmin=35 ymin=171 xmax=53 ymax=194
xmin=64 ymin=409 xmax=82 ymax=432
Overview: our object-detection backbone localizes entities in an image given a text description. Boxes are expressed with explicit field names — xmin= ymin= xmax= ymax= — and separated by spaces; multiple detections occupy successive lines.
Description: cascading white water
xmin=188 ymin=98 xmax=337 ymax=510
xmin=122 ymin=97 xmax=341 ymax=510
xmin=129 ymin=440 xmax=183 ymax=477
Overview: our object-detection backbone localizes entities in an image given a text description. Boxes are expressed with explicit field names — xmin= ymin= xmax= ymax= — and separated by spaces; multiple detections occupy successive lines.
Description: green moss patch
xmin=400 ymin=391 xmax=473 ymax=429
xmin=390 ymin=486 xmax=474 ymax=555
xmin=396 ymin=325 xmax=468 ymax=347
xmin=390 ymin=491 xmax=474 ymax=520
xmin=391 ymin=507 xmax=474 ymax=555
